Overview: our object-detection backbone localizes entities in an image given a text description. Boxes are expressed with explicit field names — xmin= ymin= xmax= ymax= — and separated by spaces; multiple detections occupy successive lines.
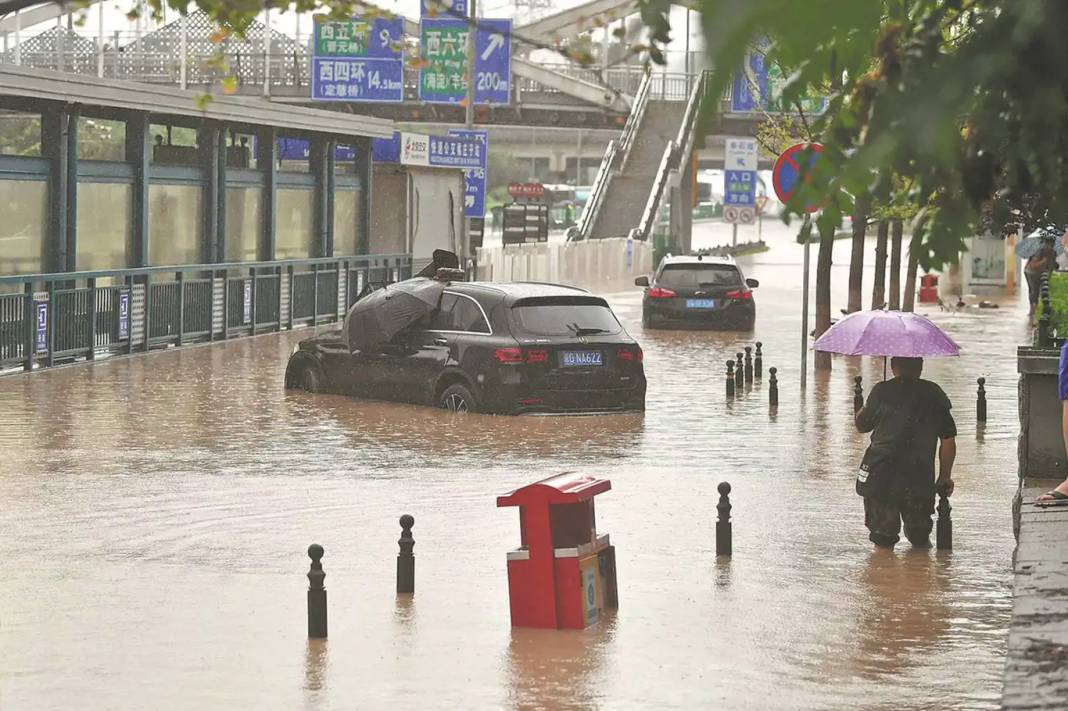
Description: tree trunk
xmin=871 ymin=219 xmax=889 ymax=309
xmin=903 ymin=236 xmax=920 ymax=312
xmin=888 ymin=219 xmax=903 ymax=310
xmin=815 ymin=218 xmax=835 ymax=370
xmin=847 ymin=194 xmax=870 ymax=313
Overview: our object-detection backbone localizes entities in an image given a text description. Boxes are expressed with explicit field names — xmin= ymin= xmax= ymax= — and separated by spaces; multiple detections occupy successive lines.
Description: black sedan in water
xmin=637 ymin=254 xmax=758 ymax=330
xmin=285 ymin=281 xmax=646 ymax=414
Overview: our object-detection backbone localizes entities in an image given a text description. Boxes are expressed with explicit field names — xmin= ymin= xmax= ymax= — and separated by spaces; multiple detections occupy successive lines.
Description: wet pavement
xmin=0 ymin=220 xmax=1027 ymax=709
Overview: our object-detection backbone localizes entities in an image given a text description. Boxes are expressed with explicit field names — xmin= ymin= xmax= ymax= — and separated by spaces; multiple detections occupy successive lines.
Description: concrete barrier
xmin=476 ymin=238 xmax=654 ymax=292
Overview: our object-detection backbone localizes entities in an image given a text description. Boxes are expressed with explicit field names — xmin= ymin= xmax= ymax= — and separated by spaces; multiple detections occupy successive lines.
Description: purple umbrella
xmin=813 ymin=309 xmax=960 ymax=358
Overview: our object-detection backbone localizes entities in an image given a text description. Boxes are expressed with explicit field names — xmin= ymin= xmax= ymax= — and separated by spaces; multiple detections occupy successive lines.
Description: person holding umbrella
xmin=1018 ymin=229 xmax=1061 ymax=316
xmin=814 ymin=310 xmax=961 ymax=548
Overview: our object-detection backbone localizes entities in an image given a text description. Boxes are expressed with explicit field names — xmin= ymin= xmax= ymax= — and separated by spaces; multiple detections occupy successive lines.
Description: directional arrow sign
xmin=419 ymin=18 xmax=511 ymax=105
xmin=481 ymin=32 xmax=505 ymax=61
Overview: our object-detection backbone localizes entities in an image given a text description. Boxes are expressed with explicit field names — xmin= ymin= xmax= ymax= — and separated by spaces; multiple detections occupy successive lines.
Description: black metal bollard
xmin=744 ymin=347 xmax=753 ymax=384
xmin=397 ymin=514 xmax=415 ymax=594
xmin=768 ymin=367 xmax=778 ymax=407
xmin=976 ymin=377 xmax=987 ymax=423
xmin=853 ymin=376 xmax=864 ymax=414
xmin=936 ymin=494 xmax=952 ymax=550
xmin=754 ymin=341 xmax=763 ymax=379
xmin=735 ymin=353 xmax=744 ymax=388
xmin=307 ymin=544 xmax=327 ymax=639
xmin=716 ymin=482 xmax=732 ymax=557
xmin=726 ymin=360 xmax=736 ymax=398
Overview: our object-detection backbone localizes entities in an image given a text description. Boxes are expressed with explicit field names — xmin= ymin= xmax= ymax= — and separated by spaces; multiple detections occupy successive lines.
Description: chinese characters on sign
xmin=312 ymin=16 xmax=404 ymax=103
xmin=421 ymin=0 xmax=467 ymax=18
xmin=419 ymin=18 xmax=511 ymax=105
xmin=385 ymin=131 xmax=484 ymax=170
xmin=724 ymin=137 xmax=758 ymax=224
xmin=448 ymin=129 xmax=488 ymax=217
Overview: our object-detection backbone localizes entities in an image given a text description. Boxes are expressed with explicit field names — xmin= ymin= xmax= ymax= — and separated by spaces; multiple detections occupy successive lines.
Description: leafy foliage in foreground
xmin=701 ymin=0 xmax=1068 ymax=269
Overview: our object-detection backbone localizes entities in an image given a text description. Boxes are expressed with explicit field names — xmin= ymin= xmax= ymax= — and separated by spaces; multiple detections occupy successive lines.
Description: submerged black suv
xmin=285 ymin=282 xmax=646 ymax=415
xmin=637 ymin=254 xmax=758 ymax=330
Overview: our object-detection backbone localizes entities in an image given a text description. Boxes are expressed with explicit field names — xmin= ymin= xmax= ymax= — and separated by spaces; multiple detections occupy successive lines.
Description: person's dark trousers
xmin=1026 ymin=270 xmax=1042 ymax=306
xmin=864 ymin=491 xmax=935 ymax=548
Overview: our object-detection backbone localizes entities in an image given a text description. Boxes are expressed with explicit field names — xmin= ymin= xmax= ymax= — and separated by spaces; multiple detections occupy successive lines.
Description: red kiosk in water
xmin=497 ymin=473 xmax=619 ymax=629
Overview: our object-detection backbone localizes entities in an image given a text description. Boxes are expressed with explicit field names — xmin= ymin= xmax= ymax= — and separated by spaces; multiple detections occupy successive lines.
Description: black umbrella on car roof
xmin=343 ymin=250 xmax=460 ymax=352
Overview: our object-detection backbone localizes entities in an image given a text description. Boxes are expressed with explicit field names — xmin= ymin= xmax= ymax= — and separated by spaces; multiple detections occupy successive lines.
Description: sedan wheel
xmin=300 ymin=365 xmax=321 ymax=393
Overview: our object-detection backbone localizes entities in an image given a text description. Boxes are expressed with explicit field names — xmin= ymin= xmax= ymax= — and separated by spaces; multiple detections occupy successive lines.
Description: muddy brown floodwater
xmin=0 ymin=222 xmax=1025 ymax=709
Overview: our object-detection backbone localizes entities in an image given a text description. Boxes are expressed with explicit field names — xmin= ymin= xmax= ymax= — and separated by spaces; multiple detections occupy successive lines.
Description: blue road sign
xmin=277 ymin=137 xmax=358 ymax=162
xmin=312 ymin=57 xmax=404 ymax=102
xmin=118 ymin=291 xmax=130 ymax=340
xmin=372 ymin=131 xmax=401 ymax=163
xmin=731 ymin=49 xmax=765 ymax=113
xmin=724 ymin=169 xmax=757 ymax=207
xmin=448 ymin=129 xmax=488 ymax=218
xmin=475 ymin=19 xmax=511 ymax=105
xmin=427 ymin=133 xmax=483 ymax=169
xmin=34 ymin=300 xmax=47 ymax=353
xmin=311 ymin=17 xmax=404 ymax=103
xmin=421 ymin=0 xmax=467 ymax=18
xmin=419 ymin=18 xmax=511 ymax=105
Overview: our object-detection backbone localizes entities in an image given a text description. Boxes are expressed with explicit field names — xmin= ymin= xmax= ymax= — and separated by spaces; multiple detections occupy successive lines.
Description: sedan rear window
xmin=658 ymin=263 xmax=742 ymax=288
xmin=511 ymin=297 xmax=622 ymax=336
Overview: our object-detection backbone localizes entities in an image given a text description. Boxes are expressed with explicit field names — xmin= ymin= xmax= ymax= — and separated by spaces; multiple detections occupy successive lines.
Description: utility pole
xmin=465 ymin=0 xmax=476 ymax=129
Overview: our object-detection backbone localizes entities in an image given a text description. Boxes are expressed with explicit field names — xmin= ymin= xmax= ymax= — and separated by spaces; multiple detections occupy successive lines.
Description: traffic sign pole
xmin=800 ymin=214 xmax=811 ymax=391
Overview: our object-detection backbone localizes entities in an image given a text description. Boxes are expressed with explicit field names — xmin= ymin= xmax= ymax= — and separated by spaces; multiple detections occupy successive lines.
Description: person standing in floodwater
xmin=1024 ymin=237 xmax=1057 ymax=318
xmin=854 ymin=357 xmax=957 ymax=548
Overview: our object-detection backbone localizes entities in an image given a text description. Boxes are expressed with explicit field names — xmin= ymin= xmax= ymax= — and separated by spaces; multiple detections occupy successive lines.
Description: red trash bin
xmin=497 ymin=473 xmax=619 ymax=629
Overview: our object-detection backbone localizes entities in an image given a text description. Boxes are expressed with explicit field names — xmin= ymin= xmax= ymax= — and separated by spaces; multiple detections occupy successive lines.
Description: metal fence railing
xmin=0 ymin=254 xmax=411 ymax=375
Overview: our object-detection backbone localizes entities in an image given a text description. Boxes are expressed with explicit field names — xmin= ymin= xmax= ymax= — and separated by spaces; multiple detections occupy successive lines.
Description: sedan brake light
xmin=725 ymin=288 xmax=753 ymax=301
xmin=525 ymin=349 xmax=549 ymax=363
xmin=648 ymin=286 xmax=677 ymax=299
xmin=616 ymin=346 xmax=643 ymax=362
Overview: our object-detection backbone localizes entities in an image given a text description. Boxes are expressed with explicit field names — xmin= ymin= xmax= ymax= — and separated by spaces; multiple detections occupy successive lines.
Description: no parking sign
xmin=772 ymin=142 xmax=823 ymax=212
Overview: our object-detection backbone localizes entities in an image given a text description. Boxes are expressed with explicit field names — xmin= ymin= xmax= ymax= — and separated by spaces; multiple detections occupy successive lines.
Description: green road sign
xmin=419 ymin=20 xmax=470 ymax=101
xmin=315 ymin=19 xmax=372 ymax=57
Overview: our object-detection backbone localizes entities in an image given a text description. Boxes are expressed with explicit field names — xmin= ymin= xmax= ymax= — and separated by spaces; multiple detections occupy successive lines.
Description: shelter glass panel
xmin=150 ymin=124 xmax=200 ymax=167
xmin=149 ymin=184 xmax=203 ymax=266
xmin=275 ymin=188 xmax=314 ymax=259
xmin=78 ymin=117 xmax=126 ymax=161
xmin=333 ymin=188 xmax=360 ymax=256
xmin=76 ymin=182 xmax=132 ymax=270
xmin=0 ymin=179 xmax=47 ymax=275
xmin=225 ymin=186 xmax=262 ymax=262
xmin=0 ymin=109 xmax=41 ymax=157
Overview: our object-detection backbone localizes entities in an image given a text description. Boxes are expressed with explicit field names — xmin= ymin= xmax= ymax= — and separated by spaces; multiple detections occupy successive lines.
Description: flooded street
xmin=0 ymin=221 xmax=1025 ymax=709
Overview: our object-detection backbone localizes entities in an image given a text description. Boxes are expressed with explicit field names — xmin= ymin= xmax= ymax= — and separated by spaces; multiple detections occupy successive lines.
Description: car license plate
xmin=559 ymin=350 xmax=603 ymax=367
xmin=686 ymin=299 xmax=716 ymax=309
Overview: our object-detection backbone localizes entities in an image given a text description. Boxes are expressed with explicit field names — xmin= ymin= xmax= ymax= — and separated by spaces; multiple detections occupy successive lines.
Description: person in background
xmin=1025 ymin=236 xmax=1057 ymax=317
xmin=1037 ymin=337 xmax=1068 ymax=503
xmin=854 ymin=357 xmax=957 ymax=548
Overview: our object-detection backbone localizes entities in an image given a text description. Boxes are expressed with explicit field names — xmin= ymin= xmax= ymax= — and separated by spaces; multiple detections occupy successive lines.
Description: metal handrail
xmin=630 ymin=70 xmax=710 ymax=242
xmin=569 ymin=66 xmax=653 ymax=242
xmin=0 ymin=254 xmax=408 ymax=285
xmin=617 ymin=64 xmax=653 ymax=170
xmin=570 ymin=139 xmax=617 ymax=242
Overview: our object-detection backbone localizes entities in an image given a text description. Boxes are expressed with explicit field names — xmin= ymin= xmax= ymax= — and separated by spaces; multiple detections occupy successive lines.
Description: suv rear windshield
xmin=510 ymin=296 xmax=623 ymax=336
xmin=659 ymin=263 xmax=742 ymax=288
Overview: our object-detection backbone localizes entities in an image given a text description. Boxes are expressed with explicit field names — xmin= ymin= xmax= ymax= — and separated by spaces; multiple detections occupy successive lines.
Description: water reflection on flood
xmin=0 ymin=222 xmax=1024 ymax=709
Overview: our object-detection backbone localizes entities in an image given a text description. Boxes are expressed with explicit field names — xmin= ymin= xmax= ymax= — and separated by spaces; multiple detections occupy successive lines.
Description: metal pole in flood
xmin=800 ymin=217 xmax=812 ymax=390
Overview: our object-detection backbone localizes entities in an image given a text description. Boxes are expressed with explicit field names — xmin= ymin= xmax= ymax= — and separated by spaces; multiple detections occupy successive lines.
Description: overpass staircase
xmin=575 ymin=68 xmax=710 ymax=244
